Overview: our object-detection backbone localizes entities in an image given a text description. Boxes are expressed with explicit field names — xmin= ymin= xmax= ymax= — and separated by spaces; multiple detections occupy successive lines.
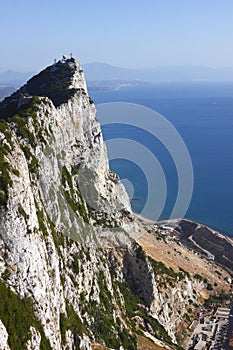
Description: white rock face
xmin=149 ymin=275 xmax=204 ymax=342
xmin=26 ymin=327 xmax=41 ymax=350
xmin=0 ymin=320 xmax=10 ymax=350
xmin=0 ymin=59 xmax=136 ymax=349
xmin=0 ymin=58 xmax=210 ymax=349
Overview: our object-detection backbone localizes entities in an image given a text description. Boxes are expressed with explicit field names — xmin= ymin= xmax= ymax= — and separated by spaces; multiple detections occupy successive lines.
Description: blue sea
xmin=89 ymin=82 xmax=233 ymax=237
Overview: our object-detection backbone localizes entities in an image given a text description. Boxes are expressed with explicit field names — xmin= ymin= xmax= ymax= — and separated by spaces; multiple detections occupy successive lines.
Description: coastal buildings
xmin=187 ymin=304 xmax=233 ymax=350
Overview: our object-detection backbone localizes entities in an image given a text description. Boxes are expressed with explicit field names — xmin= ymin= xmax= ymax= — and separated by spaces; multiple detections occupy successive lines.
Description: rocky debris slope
xmin=0 ymin=58 xmax=231 ymax=350
xmin=172 ymin=219 xmax=233 ymax=274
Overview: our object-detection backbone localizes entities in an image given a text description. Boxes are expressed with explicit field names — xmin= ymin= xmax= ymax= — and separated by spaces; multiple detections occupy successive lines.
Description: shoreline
xmin=134 ymin=212 xmax=233 ymax=239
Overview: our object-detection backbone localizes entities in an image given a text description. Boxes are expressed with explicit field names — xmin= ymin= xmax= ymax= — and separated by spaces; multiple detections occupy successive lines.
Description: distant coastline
xmin=87 ymin=79 xmax=151 ymax=92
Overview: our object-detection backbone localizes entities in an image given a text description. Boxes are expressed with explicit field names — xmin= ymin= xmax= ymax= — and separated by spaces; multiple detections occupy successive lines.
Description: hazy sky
xmin=0 ymin=0 xmax=233 ymax=72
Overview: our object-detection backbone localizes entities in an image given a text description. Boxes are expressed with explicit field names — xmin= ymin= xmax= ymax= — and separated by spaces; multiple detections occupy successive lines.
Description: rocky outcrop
xmin=0 ymin=58 xmax=231 ymax=350
xmin=0 ymin=320 xmax=10 ymax=350
xmin=0 ymin=58 xmax=136 ymax=349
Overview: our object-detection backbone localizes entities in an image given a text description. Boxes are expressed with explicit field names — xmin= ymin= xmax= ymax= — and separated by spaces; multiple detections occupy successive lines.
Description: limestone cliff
xmin=0 ymin=58 xmax=231 ymax=350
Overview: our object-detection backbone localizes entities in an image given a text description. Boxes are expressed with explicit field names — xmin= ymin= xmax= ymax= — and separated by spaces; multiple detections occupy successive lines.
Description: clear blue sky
xmin=0 ymin=0 xmax=233 ymax=72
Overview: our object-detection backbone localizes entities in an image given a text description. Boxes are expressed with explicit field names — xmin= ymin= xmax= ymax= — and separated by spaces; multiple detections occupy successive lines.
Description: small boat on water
xmin=129 ymin=197 xmax=140 ymax=201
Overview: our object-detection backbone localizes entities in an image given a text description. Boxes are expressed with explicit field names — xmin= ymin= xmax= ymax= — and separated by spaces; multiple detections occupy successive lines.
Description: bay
xmin=90 ymin=82 xmax=233 ymax=237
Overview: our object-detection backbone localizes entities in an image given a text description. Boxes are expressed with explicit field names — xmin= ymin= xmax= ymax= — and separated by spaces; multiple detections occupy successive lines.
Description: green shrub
xmin=71 ymin=254 xmax=79 ymax=274
xmin=60 ymin=304 xmax=85 ymax=348
xmin=0 ymin=280 xmax=51 ymax=350
xmin=179 ymin=267 xmax=190 ymax=278
xmin=184 ymin=313 xmax=191 ymax=322
xmin=18 ymin=204 xmax=29 ymax=221
xmin=61 ymin=166 xmax=89 ymax=223
xmin=118 ymin=280 xmax=174 ymax=347
xmin=148 ymin=256 xmax=185 ymax=280
xmin=194 ymin=274 xmax=204 ymax=281
xmin=206 ymin=283 xmax=213 ymax=291
xmin=0 ymin=191 xmax=7 ymax=207
xmin=11 ymin=168 xmax=20 ymax=176
xmin=0 ymin=141 xmax=12 ymax=207
xmin=21 ymin=146 xmax=39 ymax=175
xmin=35 ymin=201 xmax=48 ymax=237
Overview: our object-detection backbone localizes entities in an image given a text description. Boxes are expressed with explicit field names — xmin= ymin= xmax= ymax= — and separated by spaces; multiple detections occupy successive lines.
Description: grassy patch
xmin=60 ymin=304 xmax=85 ymax=348
xmin=21 ymin=145 xmax=39 ymax=176
xmin=118 ymin=280 xmax=175 ymax=347
xmin=61 ymin=166 xmax=89 ymax=223
xmin=148 ymin=256 xmax=185 ymax=281
xmin=26 ymin=62 xmax=79 ymax=107
xmin=35 ymin=201 xmax=48 ymax=237
xmin=0 ymin=138 xmax=13 ymax=207
xmin=0 ymin=280 xmax=51 ymax=350
xmin=18 ymin=204 xmax=29 ymax=221
xmin=81 ymin=271 xmax=137 ymax=349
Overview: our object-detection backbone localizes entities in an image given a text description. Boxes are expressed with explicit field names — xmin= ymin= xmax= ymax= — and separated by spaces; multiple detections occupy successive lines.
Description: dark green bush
xmin=149 ymin=256 xmax=185 ymax=280
xmin=61 ymin=166 xmax=89 ymax=223
xmin=194 ymin=274 xmax=204 ymax=281
xmin=206 ymin=283 xmax=213 ymax=291
xmin=0 ymin=141 xmax=12 ymax=207
xmin=60 ymin=304 xmax=85 ymax=348
xmin=0 ymin=280 xmax=51 ymax=350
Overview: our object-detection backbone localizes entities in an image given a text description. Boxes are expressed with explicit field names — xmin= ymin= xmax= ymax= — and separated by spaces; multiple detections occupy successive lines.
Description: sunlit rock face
xmin=0 ymin=58 xmax=228 ymax=350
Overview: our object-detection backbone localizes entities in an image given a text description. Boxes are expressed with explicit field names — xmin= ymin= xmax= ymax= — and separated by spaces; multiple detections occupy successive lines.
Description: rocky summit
xmin=0 ymin=57 xmax=232 ymax=350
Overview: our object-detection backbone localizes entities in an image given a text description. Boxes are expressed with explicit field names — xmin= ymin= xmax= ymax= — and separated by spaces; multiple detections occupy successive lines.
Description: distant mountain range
xmin=0 ymin=86 xmax=16 ymax=101
xmin=0 ymin=63 xmax=233 ymax=97
xmin=82 ymin=62 xmax=233 ymax=82
xmin=0 ymin=70 xmax=33 ymax=86
xmin=0 ymin=70 xmax=31 ymax=101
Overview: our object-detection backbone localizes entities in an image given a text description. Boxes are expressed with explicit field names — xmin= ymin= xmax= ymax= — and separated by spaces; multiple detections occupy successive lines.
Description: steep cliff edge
xmin=0 ymin=58 xmax=231 ymax=350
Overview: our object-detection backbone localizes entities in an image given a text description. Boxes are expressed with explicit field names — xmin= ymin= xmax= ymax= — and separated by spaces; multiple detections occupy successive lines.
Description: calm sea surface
xmin=89 ymin=82 xmax=233 ymax=237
